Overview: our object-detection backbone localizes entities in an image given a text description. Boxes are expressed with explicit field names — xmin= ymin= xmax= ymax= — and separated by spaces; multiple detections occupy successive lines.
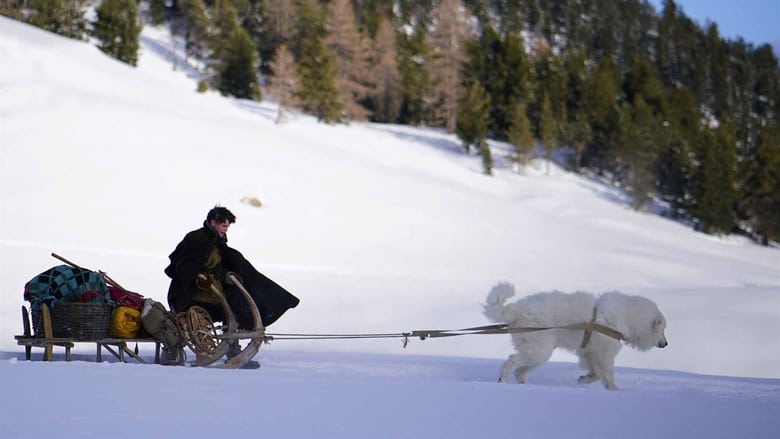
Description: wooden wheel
xmin=184 ymin=306 xmax=220 ymax=355
xmin=187 ymin=274 xmax=239 ymax=367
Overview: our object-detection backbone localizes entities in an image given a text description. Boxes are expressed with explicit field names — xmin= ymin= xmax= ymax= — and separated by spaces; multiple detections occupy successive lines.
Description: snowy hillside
xmin=0 ymin=16 xmax=779 ymax=438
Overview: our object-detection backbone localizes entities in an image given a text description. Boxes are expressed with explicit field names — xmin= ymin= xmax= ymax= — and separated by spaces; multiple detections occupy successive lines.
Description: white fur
xmin=484 ymin=282 xmax=668 ymax=390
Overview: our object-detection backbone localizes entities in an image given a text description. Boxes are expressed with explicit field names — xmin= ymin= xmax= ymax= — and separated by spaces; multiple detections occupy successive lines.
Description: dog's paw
xmin=578 ymin=374 xmax=599 ymax=384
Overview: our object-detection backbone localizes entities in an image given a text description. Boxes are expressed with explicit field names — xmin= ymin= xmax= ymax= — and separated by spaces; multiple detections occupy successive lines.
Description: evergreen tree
xmin=217 ymin=25 xmax=260 ymax=100
xmin=291 ymin=0 xmax=342 ymax=123
xmin=562 ymin=48 xmax=588 ymax=129
xmin=619 ymin=97 xmax=658 ymax=209
xmin=494 ymin=31 xmax=533 ymax=139
xmin=149 ymin=0 xmax=167 ymax=26
xmin=92 ymin=0 xmax=141 ymax=67
xmin=750 ymin=44 xmax=780 ymax=128
xmin=233 ymin=0 xmax=263 ymax=59
xmin=538 ymin=93 xmax=556 ymax=175
xmin=29 ymin=0 xmax=67 ymax=34
xmin=478 ymin=138 xmax=493 ymax=176
xmin=531 ymin=46 xmax=566 ymax=144
xmin=455 ymin=80 xmax=490 ymax=158
xmin=506 ymin=103 xmax=535 ymax=171
xmin=566 ymin=112 xmax=591 ymax=173
xmin=179 ymin=0 xmax=210 ymax=68
xmin=462 ymin=26 xmax=532 ymax=140
xmin=28 ymin=0 xmax=86 ymax=40
xmin=739 ymin=126 xmax=780 ymax=244
xmin=690 ymin=122 xmax=738 ymax=234
xmin=655 ymin=88 xmax=700 ymax=213
xmin=397 ymin=25 xmax=433 ymax=125
xmin=623 ymin=58 xmax=665 ymax=115
xmin=703 ymin=23 xmax=730 ymax=119
xmin=211 ymin=0 xmax=240 ymax=54
xmin=581 ymin=57 xmax=621 ymax=172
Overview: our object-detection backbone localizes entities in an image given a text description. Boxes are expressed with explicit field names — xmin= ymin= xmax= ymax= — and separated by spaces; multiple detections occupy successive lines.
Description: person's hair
xmin=206 ymin=206 xmax=236 ymax=224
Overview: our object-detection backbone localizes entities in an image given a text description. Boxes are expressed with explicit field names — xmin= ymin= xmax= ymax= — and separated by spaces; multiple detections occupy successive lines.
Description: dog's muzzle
xmin=657 ymin=339 xmax=668 ymax=348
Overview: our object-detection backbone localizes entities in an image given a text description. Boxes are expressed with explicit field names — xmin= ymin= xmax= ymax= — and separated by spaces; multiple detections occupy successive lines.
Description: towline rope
xmin=256 ymin=319 xmax=624 ymax=349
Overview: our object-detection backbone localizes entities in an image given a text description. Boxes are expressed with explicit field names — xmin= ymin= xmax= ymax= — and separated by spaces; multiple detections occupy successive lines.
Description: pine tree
xmin=92 ymin=0 xmax=141 ymax=67
xmin=179 ymin=0 xmax=210 ymax=68
xmin=506 ymin=103 xmax=535 ymax=172
xmin=619 ymin=97 xmax=658 ymax=209
xmin=538 ymin=93 xmax=556 ymax=175
xmin=655 ymin=88 xmax=700 ymax=213
xmin=291 ymin=0 xmax=342 ymax=123
xmin=268 ymin=44 xmax=299 ymax=123
xmin=456 ymin=80 xmax=490 ymax=158
xmin=397 ymin=25 xmax=433 ymax=125
xmin=28 ymin=0 xmax=86 ymax=40
xmin=566 ymin=112 xmax=591 ymax=173
xmin=211 ymin=0 xmax=240 ymax=56
xmin=369 ymin=17 xmax=401 ymax=123
xmin=149 ymin=0 xmax=167 ymax=26
xmin=462 ymin=26 xmax=532 ymax=140
xmin=428 ymin=0 xmax=469 ymax=132
xmin=29 ymin=0 xmax=67 ymax=34
xmin=217 ymin=26 xmax=260 ymax=100
xmin=690 ymin=122 xmax=738 ymax=234
xmin=581 ymin=57 xmax=621 ymax=172
xmin=530 ymin=46 xmax=567 ymax=146
xmin=326 ymin=0 xmax=373 ymax=121
xmin=739 ymin=126 xmax=780 ymax=244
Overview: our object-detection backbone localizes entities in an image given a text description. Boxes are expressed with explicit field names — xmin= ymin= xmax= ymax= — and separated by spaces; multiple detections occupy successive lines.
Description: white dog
xmin=484 ymin=282 xmax=668 ymax=390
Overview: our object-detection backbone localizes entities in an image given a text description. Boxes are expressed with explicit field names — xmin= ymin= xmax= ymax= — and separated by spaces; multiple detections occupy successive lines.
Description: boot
xmin=225 ymin=341 xmax=261 ymax=369
xmin=160 ymin=346 xmax=185 ymax=366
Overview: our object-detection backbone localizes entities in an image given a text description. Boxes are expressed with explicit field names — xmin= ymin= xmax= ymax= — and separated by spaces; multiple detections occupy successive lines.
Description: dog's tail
xmin=483 ymin=282 xmax=516 ymax=323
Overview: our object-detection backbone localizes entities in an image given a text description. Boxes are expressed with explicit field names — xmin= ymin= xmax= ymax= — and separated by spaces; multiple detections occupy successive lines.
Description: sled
xmin=16 ymin=256 xmax=267 ymax=369
xmin=15 ymin=304 xmax=163 ymax=363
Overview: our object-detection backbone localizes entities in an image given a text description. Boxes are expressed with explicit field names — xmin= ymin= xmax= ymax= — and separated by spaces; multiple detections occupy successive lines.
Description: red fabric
xmin=108 ymin=286 xmax=145 ymax=310
xmin=75 ymin=290 xmax=104 ymax=302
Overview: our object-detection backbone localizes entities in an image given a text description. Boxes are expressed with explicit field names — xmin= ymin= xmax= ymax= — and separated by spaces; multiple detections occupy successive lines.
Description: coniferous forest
xmin=2 ymin=0 xmax=779 ymax=244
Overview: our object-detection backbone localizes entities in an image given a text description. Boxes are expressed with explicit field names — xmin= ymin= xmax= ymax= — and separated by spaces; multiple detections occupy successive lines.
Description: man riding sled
xmin=165 ymin=206 xmax=300 ymax=368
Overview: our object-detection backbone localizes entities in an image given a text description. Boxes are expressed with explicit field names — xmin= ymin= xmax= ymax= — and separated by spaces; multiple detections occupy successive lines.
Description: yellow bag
xmin=110 ymin=306 xmax=142 ymax=338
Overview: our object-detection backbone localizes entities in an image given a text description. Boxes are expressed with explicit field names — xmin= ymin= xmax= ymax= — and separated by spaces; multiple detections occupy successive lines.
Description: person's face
xmin=210 ymin=219 xmax=231 ymax=238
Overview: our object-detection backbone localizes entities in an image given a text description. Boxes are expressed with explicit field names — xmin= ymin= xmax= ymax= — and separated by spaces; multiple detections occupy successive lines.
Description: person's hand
xmin=196 ymin=275 xmax=213 ymax=290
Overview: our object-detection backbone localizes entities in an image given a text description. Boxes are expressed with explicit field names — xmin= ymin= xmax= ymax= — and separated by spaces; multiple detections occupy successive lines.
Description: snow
xmin=1 ymin=16 xmax=779 ymax=438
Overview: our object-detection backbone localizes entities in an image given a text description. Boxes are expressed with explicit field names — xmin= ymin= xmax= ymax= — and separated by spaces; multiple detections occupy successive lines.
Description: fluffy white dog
xmin=484 ymin=282 xmax=668 ymax=390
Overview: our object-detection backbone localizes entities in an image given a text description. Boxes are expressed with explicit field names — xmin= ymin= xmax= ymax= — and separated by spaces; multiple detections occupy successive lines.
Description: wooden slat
xmin=41 ymin=304 xmax=53 ymax=361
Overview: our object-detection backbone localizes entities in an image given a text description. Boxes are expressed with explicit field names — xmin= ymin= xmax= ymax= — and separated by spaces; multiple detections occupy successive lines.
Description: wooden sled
xmin=15 ymin=273 xmax=266 ymax=369
xmin=15 ymin=304 xmax=163 ymax=364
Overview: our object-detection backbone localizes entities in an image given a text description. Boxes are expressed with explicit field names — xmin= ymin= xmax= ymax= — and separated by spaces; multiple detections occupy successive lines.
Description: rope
xmin=259 ymin=320 xmax=624 ymax=348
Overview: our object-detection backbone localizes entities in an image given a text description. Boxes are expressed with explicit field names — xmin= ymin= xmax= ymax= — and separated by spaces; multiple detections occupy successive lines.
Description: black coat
xmin=165 ymin=223 xmax=299 ymax=328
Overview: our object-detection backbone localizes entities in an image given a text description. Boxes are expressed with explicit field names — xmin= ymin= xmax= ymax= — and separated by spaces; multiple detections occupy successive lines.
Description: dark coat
xmin=165 ymin=222 xmax=299 ymax=328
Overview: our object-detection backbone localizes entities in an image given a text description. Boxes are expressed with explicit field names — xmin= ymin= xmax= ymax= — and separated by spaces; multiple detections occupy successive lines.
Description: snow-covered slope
xmin=0 ymin=16 xmax=778 ymax=438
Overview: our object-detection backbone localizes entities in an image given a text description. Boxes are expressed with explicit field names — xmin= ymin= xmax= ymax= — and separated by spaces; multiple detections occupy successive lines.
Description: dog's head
xmin=601 ymin=293 xmax=668 ymax=351
xmin=652 ymin=314 xmax=668 ymax=349
xmin=632 ymin=306 xmax=668 ymax=351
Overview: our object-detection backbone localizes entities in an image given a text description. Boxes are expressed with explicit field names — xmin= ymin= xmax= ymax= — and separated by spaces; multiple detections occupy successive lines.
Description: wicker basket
xmin=49 ymin=302 xmax=114 ymax=340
